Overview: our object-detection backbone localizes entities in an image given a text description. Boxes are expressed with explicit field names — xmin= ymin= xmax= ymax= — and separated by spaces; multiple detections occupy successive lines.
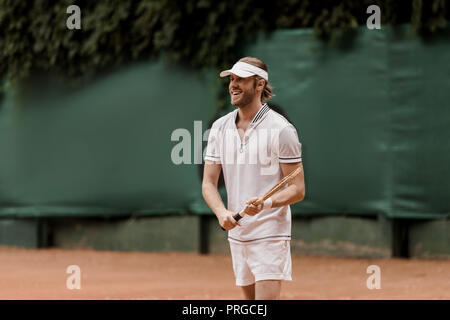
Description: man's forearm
xmin=202 ymin=182 xmax=227 ymax=218
xmin=270 ymin=184 xmax=305 ymax=208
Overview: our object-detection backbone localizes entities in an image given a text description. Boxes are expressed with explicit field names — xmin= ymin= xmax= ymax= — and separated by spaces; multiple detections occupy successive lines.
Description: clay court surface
xmin=0 ymin=247 xmax=448 ymax=300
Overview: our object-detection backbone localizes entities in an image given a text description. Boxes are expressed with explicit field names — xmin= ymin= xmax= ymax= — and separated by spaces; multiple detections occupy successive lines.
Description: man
xmin=202 ymin=57 xmax=305 ymax=300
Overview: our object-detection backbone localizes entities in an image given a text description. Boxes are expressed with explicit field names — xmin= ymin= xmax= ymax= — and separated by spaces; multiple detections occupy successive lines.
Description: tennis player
xmin=202 ymin=57 xmax=305 ymax=300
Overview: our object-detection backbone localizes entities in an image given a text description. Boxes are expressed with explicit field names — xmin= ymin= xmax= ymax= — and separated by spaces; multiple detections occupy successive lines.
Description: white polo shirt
xmin=204 ymin=104 xmax=302 ymax=243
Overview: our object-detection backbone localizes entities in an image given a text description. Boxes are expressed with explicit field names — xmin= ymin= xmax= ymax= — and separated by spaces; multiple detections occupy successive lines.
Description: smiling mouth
xmin=231 ymin=91 xmax=242 ymax=97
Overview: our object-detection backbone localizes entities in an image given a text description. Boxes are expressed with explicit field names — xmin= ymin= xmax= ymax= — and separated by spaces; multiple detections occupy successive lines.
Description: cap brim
xmin=219 ymin=69 xmax=254 ymax=78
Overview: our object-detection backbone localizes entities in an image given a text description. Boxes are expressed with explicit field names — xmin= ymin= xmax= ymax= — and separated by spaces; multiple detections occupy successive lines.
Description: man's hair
xmin=239 ymin=56 xmax=274 ymax=103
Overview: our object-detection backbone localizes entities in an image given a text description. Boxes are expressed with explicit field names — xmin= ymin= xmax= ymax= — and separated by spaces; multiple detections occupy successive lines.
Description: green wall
xmin=0 ymin=25 xmax=449 ymax=220
xmin=245 ymin=26 xmax=450 ymax=219
xmin=0 ymin=62 xmax=217 ymax=217
xmin=2 ymin=215 xmax=450 ymax=258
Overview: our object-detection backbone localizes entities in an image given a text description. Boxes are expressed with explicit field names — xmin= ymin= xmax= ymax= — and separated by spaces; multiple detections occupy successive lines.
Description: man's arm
xmin=202 ymin=161 xmax=239 ymax=230
xmin=245 ymin=162 xmax=305 ymax=215
xmin=271 ymin=162 xmax=305 ymax=206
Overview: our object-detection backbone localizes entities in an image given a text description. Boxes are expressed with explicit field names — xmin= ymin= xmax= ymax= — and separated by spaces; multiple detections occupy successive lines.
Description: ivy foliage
xmin=0 ymin=0 xmax=448 ymax=87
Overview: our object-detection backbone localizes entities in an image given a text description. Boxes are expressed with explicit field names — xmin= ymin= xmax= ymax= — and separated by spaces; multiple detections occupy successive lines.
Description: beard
xmin=230 ymin=87 xmax=256 ymax=107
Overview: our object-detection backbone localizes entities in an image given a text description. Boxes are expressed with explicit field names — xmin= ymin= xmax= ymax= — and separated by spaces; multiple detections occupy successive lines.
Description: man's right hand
xmin=218 ymin=209 xmax=240 ymax=230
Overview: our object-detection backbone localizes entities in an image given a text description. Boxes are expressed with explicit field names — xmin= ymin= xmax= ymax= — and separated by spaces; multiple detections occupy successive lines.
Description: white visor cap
xmin=220 ymin=61 xmax=268 ymax=80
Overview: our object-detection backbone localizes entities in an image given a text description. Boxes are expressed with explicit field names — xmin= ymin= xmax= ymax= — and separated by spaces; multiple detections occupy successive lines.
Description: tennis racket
xmin=221 ymin=165 xmax=303 ymax=230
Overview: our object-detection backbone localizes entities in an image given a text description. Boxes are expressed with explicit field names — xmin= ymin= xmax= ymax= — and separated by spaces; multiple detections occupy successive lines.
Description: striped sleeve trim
xmin=204 ymin=154 xmax=221 ymax=162
xmin=279 ymin=156 xmax=302 ymax=163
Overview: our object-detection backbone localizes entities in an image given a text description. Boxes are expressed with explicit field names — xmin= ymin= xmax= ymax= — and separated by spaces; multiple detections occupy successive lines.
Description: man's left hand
xmin=243 ymin=197 xmax=262 ymax=216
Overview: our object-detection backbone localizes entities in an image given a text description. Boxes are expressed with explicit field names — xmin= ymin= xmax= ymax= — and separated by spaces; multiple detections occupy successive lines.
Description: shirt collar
xmin=250 ymin=103 xmax=269 ymax=125
xmin=232 ymin=103 xmax=270 ymax=129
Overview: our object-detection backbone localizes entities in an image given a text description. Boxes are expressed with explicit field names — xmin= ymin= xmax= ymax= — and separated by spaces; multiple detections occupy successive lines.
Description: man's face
xmin=228 ymin=74 xmax=257 ymax=107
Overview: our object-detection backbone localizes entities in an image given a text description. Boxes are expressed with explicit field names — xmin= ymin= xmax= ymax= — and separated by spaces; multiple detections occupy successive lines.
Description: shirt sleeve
xmin=204 ymin=124 xmax=221 ymax=163
xmin=278 ymin=124 xmax=302 ymax=163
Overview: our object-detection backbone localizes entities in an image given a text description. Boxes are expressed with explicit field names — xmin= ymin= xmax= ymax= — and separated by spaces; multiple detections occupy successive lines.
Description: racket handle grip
xmin=221 ymin=212 xmax=243 ymax=231
xmin=233 ymin=213 xmax=243 ymax=221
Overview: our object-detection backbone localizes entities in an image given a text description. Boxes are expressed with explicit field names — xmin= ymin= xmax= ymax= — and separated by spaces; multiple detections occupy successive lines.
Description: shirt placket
xmin=236 ymin=103 xmax=268 ymax=155
xmin=239 ymin=125 xmax=253 ymax=154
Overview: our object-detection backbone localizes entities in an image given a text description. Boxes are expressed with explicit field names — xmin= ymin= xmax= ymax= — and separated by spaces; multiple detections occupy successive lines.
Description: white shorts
xmin=229 ymin=240 xmax=292 ymax=286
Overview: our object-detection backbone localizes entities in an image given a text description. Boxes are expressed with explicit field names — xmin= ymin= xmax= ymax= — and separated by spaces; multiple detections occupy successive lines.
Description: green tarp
xmin=246 ymin=25 xmax=450 ymax=218
xmin=0 ymin=63 xmax=217 ymax=217
xmin=0 ymin=25 xmax=449 ymax=219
